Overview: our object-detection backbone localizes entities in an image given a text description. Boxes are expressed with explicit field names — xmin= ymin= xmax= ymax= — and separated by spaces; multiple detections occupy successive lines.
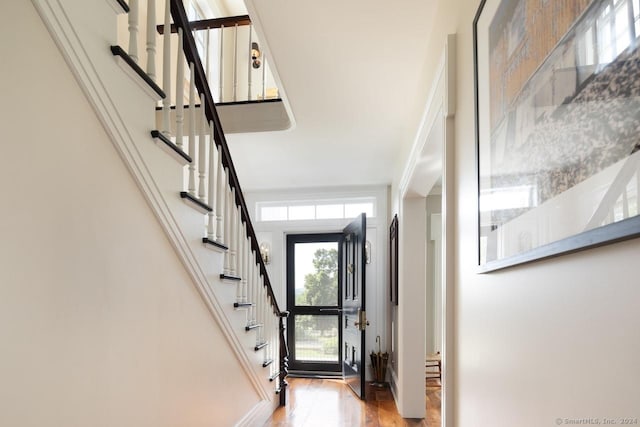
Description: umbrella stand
xmin=370 ymin=336 xmax=389 ymax=387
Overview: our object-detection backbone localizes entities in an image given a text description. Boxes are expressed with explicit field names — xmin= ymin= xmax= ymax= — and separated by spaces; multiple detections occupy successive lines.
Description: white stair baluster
xmin=198 ymin=94 xmax=207 ymax=201
xmin=235 ymin=205 xmax=242 ymax=277
xmin=267 ymin=299 xmax=273 ymax=363
xmin=229 ymin=188 xmax=237 ymax=276
xmin=271 ymin=312 xmax=277 ymax=370
xmin=267 ymin=310 xmax=272 ymax=365
xmin=262 ymin=54 xmax=267 ymax=100
xmin=261 ymin=283 xmax=267 ymax=344
xmin=188 ymin=63 xmax=196 ymax=196
xmin=247 ymin=25 xmax=252 ymax=101
xmin=223 ymin=176 xmax=231 ymax=274
xmin=259 ymin=281 xmax=265 ymax=344
xmin=247 ymin=250 xmax=254 ymax=323
xmin=240 ymin=228 xmax=246 ymax=302
xmin=146 ymin=0 xmax=156 ymax=81
xmin=218 ymin=25 xmax=224 ymax=102
xmin=265 ymin=307 xmax=270 ymax=364
xmin=161 ymin=0 xmax=171 ymax=136
xmin=207 ymin=122 xmax=217 ymax=241
xmin=233 ymin=23 xmax=238 ymax=102
xmin=237 ymin=224 xmax=244 ymax=301
xmin=243 ymin=235 xmax=250 ymax=303
xmin=175 ymin=29 xmax=185 ymax=148
xmin=256 ymin=282 xmax=262 ymax=343
xmin=216 ymin=157 xmax=225 ymax=243
xmin=243 ymin=235 xmax=249 ymax=303
xmin=205 ymin=28 xmax=211 ymax=83
xmin=128 ymin=0 xmax=139 ymax=63
xmin=253 ymin=263 xmax=259 ymax=325
xmin=274 ymin=314 xmax=279 ymax=376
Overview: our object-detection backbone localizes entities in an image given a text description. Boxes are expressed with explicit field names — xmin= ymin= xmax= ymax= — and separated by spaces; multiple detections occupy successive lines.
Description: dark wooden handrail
xmin=157 ymin=14 xmax=251 ymax=34
xmin=169 ymin=1 xmax=281 ymax=316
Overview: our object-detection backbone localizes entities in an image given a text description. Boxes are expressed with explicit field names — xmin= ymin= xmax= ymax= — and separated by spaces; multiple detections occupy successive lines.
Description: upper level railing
xmin=157 ymin=13 xmax=279 ymax=104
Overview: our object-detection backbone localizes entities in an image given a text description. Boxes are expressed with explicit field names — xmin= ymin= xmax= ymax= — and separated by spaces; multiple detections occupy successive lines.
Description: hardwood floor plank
xmin=264 ymin=378 xmax=441 ymax=426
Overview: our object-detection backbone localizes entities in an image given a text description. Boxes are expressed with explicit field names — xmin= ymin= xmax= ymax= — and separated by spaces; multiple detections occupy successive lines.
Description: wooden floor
xmin=265 ymin=378 xmax=441 ymax=426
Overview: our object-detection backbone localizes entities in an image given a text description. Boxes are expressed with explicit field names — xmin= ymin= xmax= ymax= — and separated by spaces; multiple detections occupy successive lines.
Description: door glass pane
xmin=294 ymin=242 xmax=339 ymax=306
xmin=294 ymin=315 xmax=339 ymax=362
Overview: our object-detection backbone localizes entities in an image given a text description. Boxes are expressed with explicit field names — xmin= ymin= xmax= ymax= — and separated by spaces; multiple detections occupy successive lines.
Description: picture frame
xmin=389 ymin=214 xmax=398 ymax=305
xmin=474 ymin=0 xmax=640 ymax=272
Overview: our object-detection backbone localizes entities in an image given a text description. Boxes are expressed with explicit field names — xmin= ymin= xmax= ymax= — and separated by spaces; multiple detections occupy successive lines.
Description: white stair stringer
xmin=31 ymin=0 xmax=279 ymax=422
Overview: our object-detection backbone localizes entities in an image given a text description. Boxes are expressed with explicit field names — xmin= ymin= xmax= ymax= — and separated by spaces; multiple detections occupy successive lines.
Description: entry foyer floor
xmin=264 ymin=378 xmax=441 ymax=426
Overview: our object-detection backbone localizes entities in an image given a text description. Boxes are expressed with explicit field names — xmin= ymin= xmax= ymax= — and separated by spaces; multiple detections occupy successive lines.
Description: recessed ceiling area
xmin=206 ymin=0 xmax=440 ymax=191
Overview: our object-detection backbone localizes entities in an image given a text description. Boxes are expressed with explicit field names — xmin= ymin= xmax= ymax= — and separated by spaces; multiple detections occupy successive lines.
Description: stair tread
xmin=150 ymin=130 xmax=192 ymax=165
xmin=220 ymin=273 xmax=241 ymax=281
xmin=269 ymin=371 xmax=280 ymax=381
xmin=180 ymin=192 xmax=212 ymax=214
xmin=202 ymin=237 xmax=228 ymax=251
xmin=110 ymin=45 xmax=165 ymax=99
xmin=254 ymin=341 xmax=268 ymax=351
xmin=245 ymin=323 xmax=262 ymax=331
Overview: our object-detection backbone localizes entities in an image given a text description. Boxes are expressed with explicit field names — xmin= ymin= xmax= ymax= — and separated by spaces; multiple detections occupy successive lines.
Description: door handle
xmin=319 ymin=308 xmax=344 ymax=313
xmin=353 ymin=319 xmax=370 ymax=328
xmin=353 ymin=310 xmax=369 ymax=330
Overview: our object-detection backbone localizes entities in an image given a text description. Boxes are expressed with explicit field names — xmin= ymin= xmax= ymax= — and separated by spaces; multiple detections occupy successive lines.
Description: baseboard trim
xmin=234 ymin=399 xmax=278 ymax=427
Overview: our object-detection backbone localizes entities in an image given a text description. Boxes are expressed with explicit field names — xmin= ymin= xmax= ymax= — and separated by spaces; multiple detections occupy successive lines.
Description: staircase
xmin=32 ymin=0 xmax=288 ymax=422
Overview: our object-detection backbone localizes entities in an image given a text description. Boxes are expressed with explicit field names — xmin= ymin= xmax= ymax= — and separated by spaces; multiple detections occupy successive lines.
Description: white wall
xmin=0 ymin=2 xmax=261 ymax=425
xmin=393 ymin=0 xmax=640 ymax=425
xmin=245 ymin=186 xmax=389 ymax=381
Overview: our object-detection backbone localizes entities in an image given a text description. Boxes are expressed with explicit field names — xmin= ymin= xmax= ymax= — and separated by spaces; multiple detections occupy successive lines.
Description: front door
xmin=342 ymin=213 xmax=367 ymax=399
xmin=286 ymin=233 xmax=342 ymax=375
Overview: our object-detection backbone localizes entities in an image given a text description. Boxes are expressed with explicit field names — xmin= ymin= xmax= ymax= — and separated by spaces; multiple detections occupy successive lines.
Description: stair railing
xmin=116 ymin=0 xmax=288 ymax=403
xmin=157 ymin=15 xmax=279 ymax=103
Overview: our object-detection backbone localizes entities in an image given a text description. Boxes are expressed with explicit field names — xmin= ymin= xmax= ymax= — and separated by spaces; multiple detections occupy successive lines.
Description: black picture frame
xmin=474 ymin=0 xmax=640 ymax=272
xmin=390 ymin=214 xmax=398 ymax=305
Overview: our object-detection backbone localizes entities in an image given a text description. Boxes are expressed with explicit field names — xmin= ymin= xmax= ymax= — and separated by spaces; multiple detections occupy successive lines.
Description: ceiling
xmin=212 ymin=0 xmax=440 ymax=191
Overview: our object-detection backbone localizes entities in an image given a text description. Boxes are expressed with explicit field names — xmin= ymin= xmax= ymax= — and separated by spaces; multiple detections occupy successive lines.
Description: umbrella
xmin=370 ymin=335 xmax=389 ymax=386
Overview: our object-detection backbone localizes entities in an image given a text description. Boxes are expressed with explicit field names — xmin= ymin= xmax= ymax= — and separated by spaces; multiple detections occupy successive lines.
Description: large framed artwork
xmin=474 ymin=0 xmax=640 ymax=271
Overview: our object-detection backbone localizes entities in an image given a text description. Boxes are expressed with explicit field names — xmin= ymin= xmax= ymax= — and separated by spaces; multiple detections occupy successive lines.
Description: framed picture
xmin=474 ymin=0 xmax=640 ymax=272
xmin=390 ymin=215 xmax=399 ymax=305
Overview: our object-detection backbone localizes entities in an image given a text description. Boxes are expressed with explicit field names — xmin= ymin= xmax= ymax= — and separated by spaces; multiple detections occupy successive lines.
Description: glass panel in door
xmin=287 ymin=234 xmax=342 ymax=374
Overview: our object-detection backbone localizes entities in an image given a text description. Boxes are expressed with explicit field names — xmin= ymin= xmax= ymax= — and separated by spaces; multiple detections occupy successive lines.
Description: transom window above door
xmin=256 ymin=198 xmax=376 ymax=222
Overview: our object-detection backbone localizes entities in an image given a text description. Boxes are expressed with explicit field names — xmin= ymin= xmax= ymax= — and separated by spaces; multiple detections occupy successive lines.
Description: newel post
xmin=278 ymin=310 xmax=290 ymax=406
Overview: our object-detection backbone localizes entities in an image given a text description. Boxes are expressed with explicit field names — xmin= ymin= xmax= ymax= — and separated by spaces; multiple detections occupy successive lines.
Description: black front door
xmin=342 ymin=213 xmax=367 ymax=399
xmin=286 ymin=233 xmax=342 ymax=374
